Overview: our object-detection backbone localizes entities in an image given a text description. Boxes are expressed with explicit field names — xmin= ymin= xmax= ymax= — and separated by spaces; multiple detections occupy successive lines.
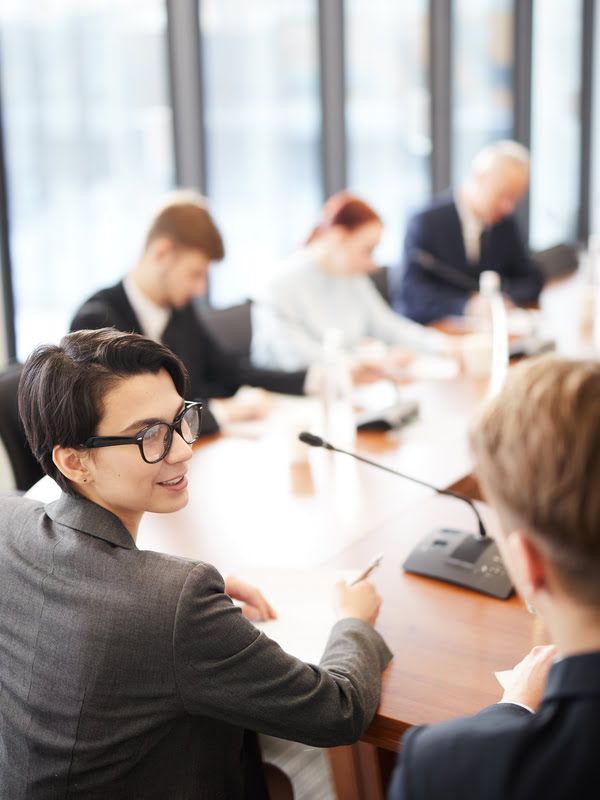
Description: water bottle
xmin=320 ymin=327 xmax=356 ymax=449
xmin=478 ymin=270 xmax=509 ymax=397
xmin=584 ymin=234 xmax=600 ymax=353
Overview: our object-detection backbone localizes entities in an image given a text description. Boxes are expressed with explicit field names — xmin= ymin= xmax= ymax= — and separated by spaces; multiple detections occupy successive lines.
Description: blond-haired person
xmin=393 ymin=140 xmax=544 ymax=324
xmin=388 ymin=355 xmax=600 ymax=799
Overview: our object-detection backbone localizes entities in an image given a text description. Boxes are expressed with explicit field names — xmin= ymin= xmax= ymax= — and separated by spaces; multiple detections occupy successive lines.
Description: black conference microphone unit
xmin=256 ymin=301 xmax=420 ymax=432
xmin=298 ymin=432 xmax=513 ymax=600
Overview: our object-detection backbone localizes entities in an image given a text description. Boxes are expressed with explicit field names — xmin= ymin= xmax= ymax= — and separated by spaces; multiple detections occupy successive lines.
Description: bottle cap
xmin=479 ymin=270 xmax=500 ymax=296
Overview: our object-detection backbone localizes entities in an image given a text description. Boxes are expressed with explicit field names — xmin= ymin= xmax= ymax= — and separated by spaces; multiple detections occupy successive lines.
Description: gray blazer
xmin=0 ymin=493 xmax=392 ymax=799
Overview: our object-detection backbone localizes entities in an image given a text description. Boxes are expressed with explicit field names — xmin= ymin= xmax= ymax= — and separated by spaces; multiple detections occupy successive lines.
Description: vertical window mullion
xmin=579 ymin=0 xmax=594 ymax=244
xmin=430 ymin=0 xmax=452 ymax=195
xmin=513 ymin=0 xmax=533 ymax=238
xmin=167 ymin=0 xmax=206 ymax=191
xmin=318 ymin=0 xmax=346 ymax=200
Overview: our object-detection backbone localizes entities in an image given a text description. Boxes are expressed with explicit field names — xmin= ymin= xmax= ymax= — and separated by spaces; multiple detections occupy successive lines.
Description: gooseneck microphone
xmin=412 ymin=248 xmax=480 ymax=292
xmin=298 ymin=431 xmax=513 ymax=599
xmin=298 ymin=432 xmax=486 ymax=539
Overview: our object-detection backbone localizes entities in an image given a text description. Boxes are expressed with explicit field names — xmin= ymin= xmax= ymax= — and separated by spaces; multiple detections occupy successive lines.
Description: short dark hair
xmin=18 ymin=328 xmax=190 ymax=495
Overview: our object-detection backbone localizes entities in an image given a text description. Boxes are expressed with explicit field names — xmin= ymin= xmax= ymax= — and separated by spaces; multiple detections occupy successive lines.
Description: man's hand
xmin=500 ymin=644 xmax=558 ymax=710
xmin=224 ymin=575 xmax=277 ymax=622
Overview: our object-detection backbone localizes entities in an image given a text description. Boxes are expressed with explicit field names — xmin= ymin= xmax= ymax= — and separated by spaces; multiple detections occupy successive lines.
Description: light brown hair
xmin=470 ymin=355 xmax=600 ymax=604
xmin=144 ymin=190 xmax=225 ymax=260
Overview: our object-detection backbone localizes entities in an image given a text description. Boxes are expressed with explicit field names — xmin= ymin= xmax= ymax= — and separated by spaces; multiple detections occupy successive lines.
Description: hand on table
xmin=213 ymin=387 xmax=274 ymax=424
xmin=352 ymin=340 xmax=415 ymax=384
xmin=224 ymin=575 xmax=277 ymax=622
xmin=499 ymin=644 xmax=558 ymax=710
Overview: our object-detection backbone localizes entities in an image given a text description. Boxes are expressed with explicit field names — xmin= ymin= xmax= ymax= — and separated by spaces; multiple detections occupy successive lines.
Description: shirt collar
xmin=123 ymin=273 xmax=171 ymax=342
xmin=454 ymin=190 xmax=483 ymax=236
xmin=45 ymin=492 xmax=137 ymax=550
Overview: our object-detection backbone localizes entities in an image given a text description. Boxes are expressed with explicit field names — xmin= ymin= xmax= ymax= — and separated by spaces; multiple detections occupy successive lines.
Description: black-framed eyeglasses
xmin=82 ymin=401 xmax=203 ymax=464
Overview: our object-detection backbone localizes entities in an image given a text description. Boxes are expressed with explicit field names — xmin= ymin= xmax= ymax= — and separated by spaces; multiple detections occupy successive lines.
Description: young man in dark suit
xmin=391 ymin=140 xmax=544 ymax=324
xmin=388 ymin=355 xmax=600 ymax=799
xmin=70 ymin=191 xmax=312 ymax=436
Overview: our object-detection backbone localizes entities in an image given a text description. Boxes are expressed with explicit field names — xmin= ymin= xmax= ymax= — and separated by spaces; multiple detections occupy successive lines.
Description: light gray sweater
xmin=251 ymin=253 xmax=448 ymax=370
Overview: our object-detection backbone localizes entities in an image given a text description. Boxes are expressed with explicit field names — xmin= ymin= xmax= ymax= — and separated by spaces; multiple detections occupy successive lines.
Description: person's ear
xmin=147 ymin=237 xmax=175 ymax=264
xmin=328 ymin=225 xmax=348 ymax=245
xmin=52 ymin=445 xmax=92 ymax=487
xmin=506 ymin=530 xmax=548 ymax=608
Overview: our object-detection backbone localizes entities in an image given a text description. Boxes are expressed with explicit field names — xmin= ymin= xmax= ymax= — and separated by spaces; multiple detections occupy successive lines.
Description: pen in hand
xmin=349 ymin=553 xmax=383 ymax=586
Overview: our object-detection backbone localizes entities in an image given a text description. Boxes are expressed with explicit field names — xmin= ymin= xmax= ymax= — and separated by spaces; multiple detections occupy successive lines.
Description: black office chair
xmin=199 ymin=299 xmax=253 ymax=358
xmin=0 ymin=362 xmax=44 ymax=492
xmin=369 ymin=265 xmax=390 ymax=304
xmin=532 ymin=242 xmax=579 ymax=282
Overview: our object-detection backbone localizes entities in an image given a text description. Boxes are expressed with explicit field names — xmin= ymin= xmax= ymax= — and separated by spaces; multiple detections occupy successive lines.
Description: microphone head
xmin=298 ymin=432 xmax=325 ymax=447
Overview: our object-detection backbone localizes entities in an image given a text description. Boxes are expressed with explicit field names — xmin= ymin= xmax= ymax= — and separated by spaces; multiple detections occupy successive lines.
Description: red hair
xmin=306 ymin=191 xmax=382 ymax=244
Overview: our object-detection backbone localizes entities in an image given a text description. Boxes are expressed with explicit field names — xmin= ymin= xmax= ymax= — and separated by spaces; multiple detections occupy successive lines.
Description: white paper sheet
xmin=240 ymin=567 xmax=357 ymax=665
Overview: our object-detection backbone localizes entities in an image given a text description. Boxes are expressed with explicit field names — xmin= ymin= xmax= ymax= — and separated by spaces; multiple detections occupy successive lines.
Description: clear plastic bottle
xmin=320 ymin=327 xmax=356 ymax=449
xmin=478 ymin=270 xmax=509 ymax=397
xmin=584 ymin=234 xmax=600 ymax=353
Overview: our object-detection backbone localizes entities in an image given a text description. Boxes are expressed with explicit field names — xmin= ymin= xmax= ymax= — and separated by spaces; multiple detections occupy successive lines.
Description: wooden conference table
xmin=134 ymin=379 xmax=534 ymax=800
xmin=136 ymin=272 xmax=593 ymax=799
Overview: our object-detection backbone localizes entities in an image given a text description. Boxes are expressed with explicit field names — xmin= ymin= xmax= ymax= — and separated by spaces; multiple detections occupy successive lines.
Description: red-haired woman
xmin=251 ymin=191 xmax=452 ymax=373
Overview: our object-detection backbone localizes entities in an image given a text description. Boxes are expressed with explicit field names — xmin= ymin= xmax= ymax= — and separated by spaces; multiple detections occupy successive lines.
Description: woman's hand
xmin=334 ymin=579 xmax=382 ymax=626
xmin=224 ymin=575 xmax=277 ymax=622
xmin=212 ymin=388 xmax=274 ymax=424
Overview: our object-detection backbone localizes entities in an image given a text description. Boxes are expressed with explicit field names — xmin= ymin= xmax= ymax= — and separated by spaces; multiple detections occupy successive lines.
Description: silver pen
xmin=349 ymin=553 xmax=383 ymax=586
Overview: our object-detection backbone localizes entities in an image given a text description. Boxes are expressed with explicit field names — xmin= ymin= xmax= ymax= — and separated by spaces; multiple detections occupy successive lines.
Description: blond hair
xmin=471 ymin=139 xmax=530 ymax=177
xmin=143 ymin=189 xmax=225 ymax=260
xmin=470 ymin=356 xmax=600 ymax=604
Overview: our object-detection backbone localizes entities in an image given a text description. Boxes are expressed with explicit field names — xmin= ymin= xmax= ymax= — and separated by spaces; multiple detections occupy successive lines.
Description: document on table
xmin=240 ymin=567 xmax=356 ymax=665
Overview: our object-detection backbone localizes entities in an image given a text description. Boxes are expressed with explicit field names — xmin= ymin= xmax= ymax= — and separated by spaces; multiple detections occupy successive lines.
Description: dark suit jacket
xmin=391 ymin=195 xmax=544 ymax=324
xmin=70 ymin=282 xmax=307 ymax=435
xmin=387 ymin=652 xmax=600 ymax=800
xmin=0 ymin=492 xmax=392 ymax=799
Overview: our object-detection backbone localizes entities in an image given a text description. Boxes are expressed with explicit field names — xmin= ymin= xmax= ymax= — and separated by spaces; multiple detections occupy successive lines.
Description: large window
xmin=451 ymin=0 xmax=514 ymax=184
xmin=201 ymin=0 xmax=321 ymax=306
xmin=529 ymin=0 xmax=582 ymax=249
xmin=0 ymin=0 xmax=174 ymax=360
xmin=345 ymin=0 xmax=430 ymax=269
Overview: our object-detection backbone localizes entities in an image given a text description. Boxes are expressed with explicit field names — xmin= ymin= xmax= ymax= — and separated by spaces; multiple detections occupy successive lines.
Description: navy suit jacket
xmin=387 ymin=652 xmax=600 ymax=800
xmin=391 ymin=195 xmax=544 ymax=324
xmin=70 ymin=282 xmax=307 ymax=436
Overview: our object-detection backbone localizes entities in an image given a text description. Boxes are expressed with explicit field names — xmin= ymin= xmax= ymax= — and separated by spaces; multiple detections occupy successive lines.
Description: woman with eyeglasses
xmin=0 ymin=327 xmax=391 ymax=799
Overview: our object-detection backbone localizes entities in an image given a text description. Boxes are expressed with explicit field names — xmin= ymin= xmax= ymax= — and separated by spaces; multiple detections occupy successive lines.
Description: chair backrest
xmin=199 ymin=300 xmax=253 ymax=358
xmin=532 ymin=242 xmax=578 ymax=282
xmin=0 ymin=363 xmax=44 ymax=492
xmin=369 ymin=266 xmax=390 ymax=303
